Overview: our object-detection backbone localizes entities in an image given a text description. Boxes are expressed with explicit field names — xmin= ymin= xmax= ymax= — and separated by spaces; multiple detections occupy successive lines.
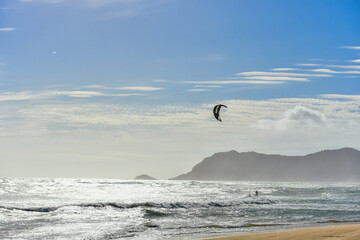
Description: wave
xmin=0 ymin=198 xmax=277 ymax=213
xmin=199 ymin=223 xmax=286 ymax=229
xmin=143 ymin=209 xmax=168 ymax=218
xmin=0 ymin=206 xmax=59 ymax=212
xmin=242 ymin=223 xmax=287 ymax=227
xmin=165 ymin=223 xmax=287 ymax=231
xmin=317 ymin=219 xmax=360 ymax=223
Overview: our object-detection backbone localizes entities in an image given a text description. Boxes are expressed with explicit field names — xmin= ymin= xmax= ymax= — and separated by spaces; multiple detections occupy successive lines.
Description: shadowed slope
xmin=170 ymin=148 xmax=360 ymax=181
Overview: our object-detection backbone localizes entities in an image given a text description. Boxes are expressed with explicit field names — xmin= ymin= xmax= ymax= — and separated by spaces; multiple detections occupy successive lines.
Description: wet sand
xmin=203 ymin=224 xmax=360 ymax=240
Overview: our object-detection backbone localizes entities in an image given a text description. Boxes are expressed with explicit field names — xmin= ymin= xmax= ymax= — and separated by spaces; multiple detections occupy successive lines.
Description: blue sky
xmin=1 ymin=0 xmax=360 ymax=178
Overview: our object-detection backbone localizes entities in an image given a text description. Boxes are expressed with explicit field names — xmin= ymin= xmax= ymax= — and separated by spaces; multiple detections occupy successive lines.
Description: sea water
xmin=1 ymin=178 xmax=360 ymax=240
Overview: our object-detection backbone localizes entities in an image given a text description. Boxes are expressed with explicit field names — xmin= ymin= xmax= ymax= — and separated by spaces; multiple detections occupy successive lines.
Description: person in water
xmin=255 ymin=190 xmax=259 ymax=197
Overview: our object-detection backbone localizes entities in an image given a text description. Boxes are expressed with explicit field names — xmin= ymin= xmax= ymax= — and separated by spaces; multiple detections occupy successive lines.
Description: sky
xmin=1 ymin=0 xmax=360 ymax=179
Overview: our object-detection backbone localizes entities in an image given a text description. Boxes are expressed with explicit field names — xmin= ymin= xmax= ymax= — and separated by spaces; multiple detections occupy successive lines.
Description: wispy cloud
xmin=327 ymin=65 xmax=360 ymax=70
xmin=83 ymin=85 xmax=107 ymax=89
xmin=319 ymin=94 xmax=360 ymax=100
xmin=152 ymin=79 xmax=169 ymax=83
xmin=341 ymin=46 xmax=360 ymax=50
xmin=194 ymin=85 xmax=223 ymax=88
xmin=236 ymin=71 xmax=330 ymax=77
xmin=0 ymin=90 xmax=143 ymax=101
xmin=271 ymin=68 xmax=297 ymax=71
xmin=310 ymin=68 xmax=360 ymax=74
xmin=244 ymin=76 xmax=309 ymax=82
xmin=0 ymin=28 xmax=15 ymax=31
xmin=83 ymin=85 xmax=164 ymax=91
xmin=310 ymin=68 xmax=339 ymax=74
xmin=0 ymin=91 xmax=41 ymax=101
xmin=117 ymin=86 xmax=162 ymax=91
xmin=52 ymin=90 xmax=137 ymax=98
xmin=296 ymin=63 xmax=321 ymax=66
xmin=350 ymin=59 xmax=360 ymax=63
xmin=186 ymin=89 xmax=208 ymax=92
xmin=186 ymin=80 xmax=286 ymax=85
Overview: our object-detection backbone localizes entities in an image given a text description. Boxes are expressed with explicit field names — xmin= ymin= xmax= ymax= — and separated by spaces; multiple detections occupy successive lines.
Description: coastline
xmin=202 ymin=224 xmax=360 ymax=240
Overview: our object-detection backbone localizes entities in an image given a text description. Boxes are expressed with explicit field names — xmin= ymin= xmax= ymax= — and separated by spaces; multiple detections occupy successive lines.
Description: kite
xmin=213 ymin=104 xmax=227 ymax=122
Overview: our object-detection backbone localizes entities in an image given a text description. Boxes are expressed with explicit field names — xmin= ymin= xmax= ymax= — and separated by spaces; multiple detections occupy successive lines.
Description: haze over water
xmin=1 ymin=178 xmax=360 ymax=240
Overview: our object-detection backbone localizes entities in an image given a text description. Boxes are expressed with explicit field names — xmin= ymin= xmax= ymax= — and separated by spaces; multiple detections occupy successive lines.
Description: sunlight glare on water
xmin=1 ymin=179 xmax=360 ymax=239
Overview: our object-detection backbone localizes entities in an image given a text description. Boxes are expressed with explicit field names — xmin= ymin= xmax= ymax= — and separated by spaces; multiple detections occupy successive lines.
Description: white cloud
xmin=0 ymin=90 xmax=143 ymax=101
xmin=152 ymin=79 xmax=168 ymax=83
xmin=186 ymin=80 xmax=286 ymax=85
xmin=271 ymin=68 xmax=298 ymax=71
xmin=244 ymin=76 xmax=309 ymax=82
xmin=51 ymin=90 xmax=135 ymax=98
xmin=327 ymin=65 xmax=360 ymax=70
xmin=236 ymin=71 xmax=330 ymax=77
xmin=194 ymin=85 xmax=223 ymax=88
xmin=0 ymin=91 xmax=41 ymax=101
xmin=296 ymin=63 xmax=321 ymax=66
xmin=310 ymin=68 xmax=360 ymax=74
xmin=51 ymin=51 xmax=57 ymax=54
xmin=186 ymin=89 xmax=208 ymax=92
xmin=319 ymin=94 xmax=360 ymax=100
xmin=83 ymin=85 xmax=107 ymax=89
xmin=341 ymin=46 xmax=360 ymax=50
xmin=255 ymin=105 xmax=327 ymax=131
xmin=310 ymin=68 xmax=339 ymax=74
xmin=117 ymin=86 xmax=162 ymax=91
xmin=350 ymin=59 xmax=360 ymax=63
xmin=0 ymin=28 xmax=15 ymax=31
xmin=55 ymin=90 xmax=144 ymax=98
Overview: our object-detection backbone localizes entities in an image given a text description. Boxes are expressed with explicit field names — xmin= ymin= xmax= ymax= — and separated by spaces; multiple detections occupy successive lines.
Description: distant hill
xmin=135 ymin=174 xmax=157 ymax=180
xmin=170 ymin=148 xmax=360 ymax=182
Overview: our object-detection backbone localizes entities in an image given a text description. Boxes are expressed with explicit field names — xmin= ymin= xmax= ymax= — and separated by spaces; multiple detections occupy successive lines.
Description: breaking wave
xmin=0 ymin=198 xmax=277 ymax=213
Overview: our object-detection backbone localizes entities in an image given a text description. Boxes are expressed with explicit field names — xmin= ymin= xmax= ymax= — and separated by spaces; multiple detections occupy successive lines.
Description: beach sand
xmin=204 ymin=224 xmax=360 ymax=240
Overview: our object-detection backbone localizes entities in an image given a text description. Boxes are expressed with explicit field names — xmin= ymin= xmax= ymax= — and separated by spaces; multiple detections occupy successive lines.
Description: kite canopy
xmin=213 ymin=104 xmax=227 ymax=122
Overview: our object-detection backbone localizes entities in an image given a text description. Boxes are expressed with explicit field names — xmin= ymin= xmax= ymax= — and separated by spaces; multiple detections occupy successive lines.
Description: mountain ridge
xmin=170 ymin=148 xmax=360 ymax=182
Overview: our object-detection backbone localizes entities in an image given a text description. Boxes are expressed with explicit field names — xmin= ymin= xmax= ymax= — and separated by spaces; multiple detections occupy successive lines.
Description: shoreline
xmin=202 ymin=224 xmax=360 ymax=240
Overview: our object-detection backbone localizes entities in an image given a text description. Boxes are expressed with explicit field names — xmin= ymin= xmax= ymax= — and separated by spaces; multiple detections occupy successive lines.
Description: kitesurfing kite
xmin=213 ymin=104 xmax=227 ymax=122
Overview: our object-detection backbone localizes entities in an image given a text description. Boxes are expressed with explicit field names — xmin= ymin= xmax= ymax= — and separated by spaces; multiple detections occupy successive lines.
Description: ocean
xmin=1 ymin=178 xmax=360 ymax=240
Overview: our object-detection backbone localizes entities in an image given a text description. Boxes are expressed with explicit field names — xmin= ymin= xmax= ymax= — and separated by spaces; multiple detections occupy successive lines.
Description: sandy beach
xmin=204 ymin=224 xmax=360 ymax=240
